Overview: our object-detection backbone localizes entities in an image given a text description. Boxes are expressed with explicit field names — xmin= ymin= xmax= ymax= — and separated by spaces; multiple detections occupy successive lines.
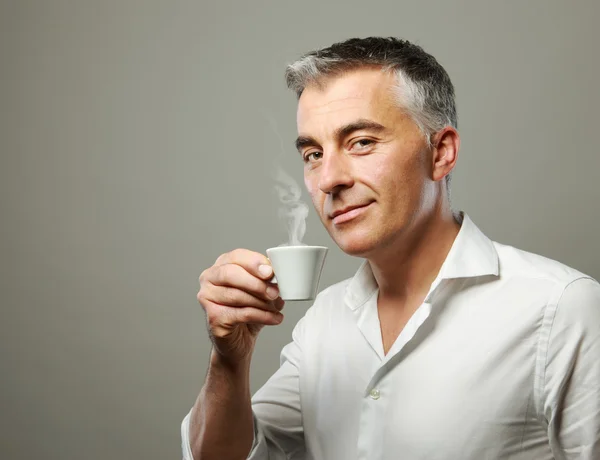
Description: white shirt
xmin=181 ymin=212 xmax=600 ymax=460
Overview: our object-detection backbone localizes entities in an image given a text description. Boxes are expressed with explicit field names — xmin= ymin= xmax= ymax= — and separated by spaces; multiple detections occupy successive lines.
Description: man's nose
xmin=318 ymin=150 xmax=354 ymax=194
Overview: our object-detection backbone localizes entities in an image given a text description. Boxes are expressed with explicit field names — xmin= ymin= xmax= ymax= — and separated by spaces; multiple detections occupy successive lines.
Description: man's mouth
xmin=330 ymin=202 xmax=373 ymax=225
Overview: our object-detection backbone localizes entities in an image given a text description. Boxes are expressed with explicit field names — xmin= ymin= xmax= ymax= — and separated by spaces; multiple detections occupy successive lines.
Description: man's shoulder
xmin=492 ymin=240 xmax=597 ymax=287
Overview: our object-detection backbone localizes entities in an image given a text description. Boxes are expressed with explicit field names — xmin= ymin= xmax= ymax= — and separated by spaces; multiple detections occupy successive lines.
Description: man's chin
xmin=331 ymin=234 xmax=377 ymax=258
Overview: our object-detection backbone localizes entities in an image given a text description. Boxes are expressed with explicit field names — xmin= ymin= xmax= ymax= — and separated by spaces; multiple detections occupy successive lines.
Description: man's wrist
xmin=209 ymin=348 xmax=252 ymax=376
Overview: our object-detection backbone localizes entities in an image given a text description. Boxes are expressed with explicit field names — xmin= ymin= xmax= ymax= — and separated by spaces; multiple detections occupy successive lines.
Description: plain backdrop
xmin=1 ymin=0 xmax=599 ymax=458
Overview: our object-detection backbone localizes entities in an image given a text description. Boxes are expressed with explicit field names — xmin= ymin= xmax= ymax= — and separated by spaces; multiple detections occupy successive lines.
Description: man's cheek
xmin=303 ymin=173 xmax=312 ymax=192
xmin=306 ymin=188 xmax=320 ymax=209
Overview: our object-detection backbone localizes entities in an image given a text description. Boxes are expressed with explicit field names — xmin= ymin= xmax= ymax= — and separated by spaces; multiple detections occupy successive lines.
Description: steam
xmin=262 ymin=110 xmax=310 ymax=246
xmin=274 ymin=167 xmax=309 ymax=246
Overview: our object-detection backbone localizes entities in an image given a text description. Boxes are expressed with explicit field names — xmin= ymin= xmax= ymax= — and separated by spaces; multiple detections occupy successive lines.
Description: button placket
xmin=357 ymin=384 xmax=386 ymax=459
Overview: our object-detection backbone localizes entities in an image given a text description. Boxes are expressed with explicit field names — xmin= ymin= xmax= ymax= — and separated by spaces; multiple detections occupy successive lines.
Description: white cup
xmin=266 ymin=246 xmax=328 ymax=301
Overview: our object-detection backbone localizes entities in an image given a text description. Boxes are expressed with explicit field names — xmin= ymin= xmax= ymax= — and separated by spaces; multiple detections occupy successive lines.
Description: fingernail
xmin=266 ymin=285 xmax=279 ymax=299
xmin=258 ymin=264 xmax=273 ymax=277
xmin=275 ymin=298 xmax=285 ymax=310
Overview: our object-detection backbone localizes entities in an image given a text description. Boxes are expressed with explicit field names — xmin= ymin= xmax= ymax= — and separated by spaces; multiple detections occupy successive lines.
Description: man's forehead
xmin=299 ymin=70 xmax=395 ymax=107
xmin=297 ymin=95 xmax=367 ymax=121
xmin=296 ymin=70 xmax=398 ymax=129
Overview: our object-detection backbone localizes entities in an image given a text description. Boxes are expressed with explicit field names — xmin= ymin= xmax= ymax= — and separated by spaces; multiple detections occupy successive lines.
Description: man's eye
xmin=304 ymin=151 xmax=323 ymax=162
xmin=352 ymin=139 xmax=375 ymax=149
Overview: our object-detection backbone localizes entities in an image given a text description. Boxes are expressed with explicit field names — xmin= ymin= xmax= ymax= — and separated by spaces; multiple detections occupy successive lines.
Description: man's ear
xmin=431 ymin=127 xmax=460 ymax=182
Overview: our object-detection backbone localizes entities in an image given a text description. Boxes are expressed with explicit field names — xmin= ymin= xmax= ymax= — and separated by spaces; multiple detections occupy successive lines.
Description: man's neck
xmin=368 ymin=204 xmax=461 ymax=305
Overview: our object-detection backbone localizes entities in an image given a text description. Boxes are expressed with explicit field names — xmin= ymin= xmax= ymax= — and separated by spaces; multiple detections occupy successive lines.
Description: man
xmin=181 ymin=37 xmax=600 ymax=459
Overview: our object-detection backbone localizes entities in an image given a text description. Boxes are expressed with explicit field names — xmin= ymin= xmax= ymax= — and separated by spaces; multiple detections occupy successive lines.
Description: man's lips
xmin=329 ymin=202 xmax=373 ymax=224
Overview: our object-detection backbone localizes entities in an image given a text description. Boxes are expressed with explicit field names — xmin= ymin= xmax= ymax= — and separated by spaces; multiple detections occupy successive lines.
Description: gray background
xmin=1 ymin=0 xmax=599 ymax=458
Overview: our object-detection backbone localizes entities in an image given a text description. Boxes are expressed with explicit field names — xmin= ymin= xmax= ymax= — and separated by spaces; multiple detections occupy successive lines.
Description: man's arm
xmin=182 ymin=312 xmax=308 ymax=460
xmin=185 ymin=350 xmax=255 ymax=460
xmin=542 ymin=277 xmax=600 ymax=459
xmin=184 ymin=249 xmax=286 ymax=460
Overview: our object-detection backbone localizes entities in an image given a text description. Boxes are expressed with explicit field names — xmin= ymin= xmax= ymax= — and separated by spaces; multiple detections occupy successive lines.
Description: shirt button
xmin=369 ymin=389 xmax=381 ymax=400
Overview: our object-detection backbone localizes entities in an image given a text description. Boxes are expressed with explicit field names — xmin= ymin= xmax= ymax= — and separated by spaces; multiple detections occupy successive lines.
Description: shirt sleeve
xmin=543 ymin=277 xmax=600 ymax=459
xmin=248 ymin=313 xmax=307 ymax=459
xmin=181 ymin=409 xmax=194 ymax=460
xmin=180 ymin=312 xmax=309 ymax=460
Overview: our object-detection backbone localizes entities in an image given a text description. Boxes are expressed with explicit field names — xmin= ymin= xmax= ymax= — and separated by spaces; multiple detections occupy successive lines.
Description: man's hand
xmin=198 ymin=249 xmax=285 ymax=366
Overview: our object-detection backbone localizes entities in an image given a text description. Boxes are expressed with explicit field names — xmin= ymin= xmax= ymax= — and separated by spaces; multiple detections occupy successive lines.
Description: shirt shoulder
xmin=555 ymin=276 xmax=600 ymax=322
xmin=492 ymin=240 xmax=596 ymax=286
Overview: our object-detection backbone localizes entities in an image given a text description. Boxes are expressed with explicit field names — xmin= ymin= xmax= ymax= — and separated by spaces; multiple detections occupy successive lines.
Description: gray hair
xmin=285 ymin=37 xmax=457 ymax=191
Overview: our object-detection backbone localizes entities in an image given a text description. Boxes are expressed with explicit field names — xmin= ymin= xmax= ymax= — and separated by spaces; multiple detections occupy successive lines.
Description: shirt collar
xmin=344 ymin=211 xmax=499 ymax=310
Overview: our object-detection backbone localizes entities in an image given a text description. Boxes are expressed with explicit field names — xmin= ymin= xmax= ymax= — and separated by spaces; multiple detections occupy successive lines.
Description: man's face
xmin=296 ymin=68 xmax=437 ymax=257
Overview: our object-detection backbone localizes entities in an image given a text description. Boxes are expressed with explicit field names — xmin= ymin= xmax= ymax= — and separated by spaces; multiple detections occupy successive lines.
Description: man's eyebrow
xmin=295 ymin=136 xmax=317 ymax=153
xmin=334 ymin=119 xmax=387 ymax=140
xmin=294 ymin=119 xmax=387 ymax=153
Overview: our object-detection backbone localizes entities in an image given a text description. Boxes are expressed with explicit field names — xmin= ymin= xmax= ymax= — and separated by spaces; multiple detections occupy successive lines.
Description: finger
xmin=205 ymin=301 xmax=284 ymax=329
xmin=209 ymin=263 xmax=279 ymax=301
xmin=221 ymin=305 xmax=284 ymax=327
xmin=201 ymin=284 xmax=281 ymax=313
xmin=215 ymin=249 xmax=274 ymax=281
xmin=273 ymin=297 xmax=285 ymax=311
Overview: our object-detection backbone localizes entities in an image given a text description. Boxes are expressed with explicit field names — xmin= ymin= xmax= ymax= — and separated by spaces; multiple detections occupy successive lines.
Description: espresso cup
xmin=266 ymin=245 xmax=328 ymax=301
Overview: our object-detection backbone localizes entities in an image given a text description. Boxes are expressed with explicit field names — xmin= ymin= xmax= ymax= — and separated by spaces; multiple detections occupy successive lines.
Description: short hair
xmin=285 ymin=37 xmax=457 ymax=192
